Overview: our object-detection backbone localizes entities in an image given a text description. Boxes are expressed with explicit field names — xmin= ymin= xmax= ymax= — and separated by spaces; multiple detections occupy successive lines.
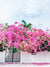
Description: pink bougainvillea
xmin=0 ymin=22 xmax=50 ymax=54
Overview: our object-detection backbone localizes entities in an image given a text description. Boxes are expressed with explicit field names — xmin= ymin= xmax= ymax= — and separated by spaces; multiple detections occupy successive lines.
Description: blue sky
xmin=0 ymin=0 xmax=49 ymax=30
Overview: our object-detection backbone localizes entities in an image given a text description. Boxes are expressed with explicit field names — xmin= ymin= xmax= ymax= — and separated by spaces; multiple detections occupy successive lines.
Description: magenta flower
xmin=32 ymin=28 xmax=37 ymax=31
xmin=0 ymin=21 xmax=50 ymax=54
xmin=14 ymin=22 xmax=18 ymax=24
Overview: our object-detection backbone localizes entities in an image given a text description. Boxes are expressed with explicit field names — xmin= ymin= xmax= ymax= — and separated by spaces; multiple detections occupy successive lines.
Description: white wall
xmin=20 ymin=51 xmax=50 ymax=63
xmin=0 ymin=51 xmax=50 ymax=63
xmin=0 ymin=51 xmax=5 ymax=63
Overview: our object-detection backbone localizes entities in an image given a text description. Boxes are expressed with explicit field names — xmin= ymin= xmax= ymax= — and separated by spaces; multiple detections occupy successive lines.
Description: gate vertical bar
xmin=12 ymin=44 xmax=14 ymax=62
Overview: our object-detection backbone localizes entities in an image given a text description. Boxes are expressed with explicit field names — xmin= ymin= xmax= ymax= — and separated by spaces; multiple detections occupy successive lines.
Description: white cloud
xmin=0 ymin=0 xmax=26 ymax=24
xmin=0 ymin=0 xmax=49 ymax=30
xmin=25 ymin=0 xmax=40 ymax=15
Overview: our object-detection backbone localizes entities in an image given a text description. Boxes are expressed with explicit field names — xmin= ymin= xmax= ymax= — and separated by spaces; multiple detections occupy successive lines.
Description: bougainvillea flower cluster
xmin=0 ymin=22 xmax=50 ymax=54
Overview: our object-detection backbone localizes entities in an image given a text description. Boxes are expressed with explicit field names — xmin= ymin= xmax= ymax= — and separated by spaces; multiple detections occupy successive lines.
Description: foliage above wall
xmin=0 ymin=21 xmax=50 ymax=54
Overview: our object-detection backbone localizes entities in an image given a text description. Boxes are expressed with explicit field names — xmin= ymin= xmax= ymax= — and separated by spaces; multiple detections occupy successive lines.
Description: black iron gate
xmin=5 ymin=51 xmax=20 ymax=62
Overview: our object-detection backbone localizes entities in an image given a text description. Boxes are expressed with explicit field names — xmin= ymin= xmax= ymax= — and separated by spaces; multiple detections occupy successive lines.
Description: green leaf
xmin=5 ymin=23 xmax=8 ymax=26
xmin=22 ymin=20 xmax=27 ymax=26
xmin=44 ymin=41 xmax=48 ymax=45
xmin=47 ymin=46 xmax=50 ymax=51
xmin=0 ymin=44 xmax=3 ymax=51
xmin=22 ymin=20 xmax=32 ymax=30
